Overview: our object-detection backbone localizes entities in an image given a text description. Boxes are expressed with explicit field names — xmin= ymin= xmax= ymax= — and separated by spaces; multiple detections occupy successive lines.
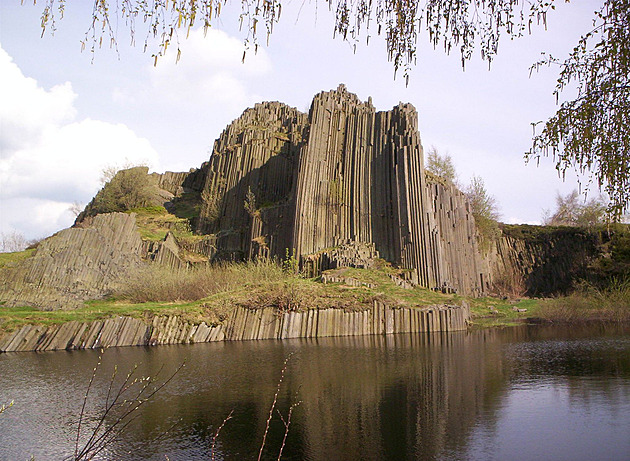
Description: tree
xmin=466 ymin=175 xmax=500 ymax=250
xmin=82 ymin=166 xmax=158 ymax=218
xmin=425 ymin=146 xmax=457 ymax=184
xmin=542 ymin=190 xmax=608 ymax=227
xmin=68 ymin=201 xmax=84 ymax=218
xmin=34 ymin=0 xmax=558 ymax=78
xmin=0 ymin=231 xmax=28 ymax=253
xmin=32 ymin=1 xmax=629 ymax=213
xmin=528 ymin=0 xmax=630 ymax=218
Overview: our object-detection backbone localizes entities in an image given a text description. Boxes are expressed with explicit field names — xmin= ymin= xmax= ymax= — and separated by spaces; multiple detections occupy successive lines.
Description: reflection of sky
xmin=456 ymin=374 xmax=630 ymax=460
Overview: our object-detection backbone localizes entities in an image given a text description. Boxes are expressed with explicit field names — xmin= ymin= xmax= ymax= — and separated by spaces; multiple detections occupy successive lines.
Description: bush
xmin=542 ymin=190 xmax=608 ymax=227
xmin=82 ymin=167 xmax=158 ymax=218
xmin=113 ymin=260 xmax=287 ymax=303
xmin=425 ymin=146 xmax=457 ymax=184
xmin=538 ymin=278 xmax=630 ymax=323
xmin=466 ymin=176 xmax=500 ymax=251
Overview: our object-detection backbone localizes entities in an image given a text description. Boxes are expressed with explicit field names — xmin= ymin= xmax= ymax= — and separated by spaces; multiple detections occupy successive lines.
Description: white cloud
xmin=148 ymin=27 xmax=272 ymax=110
xmin=0 ymin=44 xmax=160 ymax=240
xmin=0 ymin=47 xmax=76 ymax=154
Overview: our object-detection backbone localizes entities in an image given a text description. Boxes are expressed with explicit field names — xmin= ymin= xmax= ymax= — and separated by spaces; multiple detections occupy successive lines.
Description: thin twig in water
xmin=70 ymin=353 xmax=184 ymax=461
xmin=276 ymin=389 xmax=302 ymax=461
xmin=258 ymin=352 xmax=294 ymax=461
xmin=211 ymin=410 xmax=234 ymax=461
xmin=74 ymin=348 xmax=104 ymax=459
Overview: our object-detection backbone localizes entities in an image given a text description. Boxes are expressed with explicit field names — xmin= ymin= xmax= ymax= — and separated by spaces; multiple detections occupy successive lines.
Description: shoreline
xmin=0 ymin=301 xmax=470 ymax=353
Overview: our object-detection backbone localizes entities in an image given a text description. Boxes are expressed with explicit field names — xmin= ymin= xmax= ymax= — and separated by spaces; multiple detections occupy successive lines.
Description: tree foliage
xmin=0 ymin=231 xmax=28 ymax=253
xmin=84 ymin=166 xmax=157 ymax=217
xmin=542 ymin=189 xmax=608 ymax=227
xmin=466 ymin=175 xmax=500 ymax=249
xmin=425 ymin=146 xmax=457 ymax=184
xmin=528 ymin=0 xmax=630 ymax=217
xmin=35 ymin=0 xmax=556 ymax=79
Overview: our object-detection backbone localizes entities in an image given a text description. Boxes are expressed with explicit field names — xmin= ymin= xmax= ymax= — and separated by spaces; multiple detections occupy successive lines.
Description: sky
xmin=0 ymin=1 xmax=601 ymax=240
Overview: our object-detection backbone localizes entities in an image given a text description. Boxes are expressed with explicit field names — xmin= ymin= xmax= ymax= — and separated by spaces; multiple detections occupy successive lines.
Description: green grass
xmin=467 ymin=297 xmax=542 ymax=328
xmin=0 ymin=300 xmax=209 ymax=336
xmin=3 ymin=258 xmax=626 ymax=338
xmin=0 ymin=260 xmax=547 ymax=335
xmin=0 ymin=249 xmax=35 ymax=269
xmin=127 ymin=205 xmax=207 ymax=248
xmin=0 ymin=263 xmax=468 ymax=335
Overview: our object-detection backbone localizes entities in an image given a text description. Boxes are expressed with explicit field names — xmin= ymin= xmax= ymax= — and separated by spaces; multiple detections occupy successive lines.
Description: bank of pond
xmin=0 ymin=302 xmax=470 ymax=352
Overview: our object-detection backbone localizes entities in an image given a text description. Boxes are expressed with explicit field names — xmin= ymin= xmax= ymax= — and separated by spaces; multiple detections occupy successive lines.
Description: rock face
xmin=484 ymin=226 xmax=604 ymax=296
xmin=0 ymin=302 xmax=470 ymax=352
xmin=162 ymin=85 xmax=489 ymax=295
xmin=1 ymin=213 xmax=144 ymax=309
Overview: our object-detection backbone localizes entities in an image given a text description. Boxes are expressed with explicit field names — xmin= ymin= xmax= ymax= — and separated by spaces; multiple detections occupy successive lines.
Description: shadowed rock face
xmin=188 ymin=85 xmax=488 ymax=295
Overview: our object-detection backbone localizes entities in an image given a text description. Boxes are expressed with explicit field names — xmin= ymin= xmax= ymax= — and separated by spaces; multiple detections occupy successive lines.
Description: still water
xmin=1 ymin=325 xmax=629 ymax=461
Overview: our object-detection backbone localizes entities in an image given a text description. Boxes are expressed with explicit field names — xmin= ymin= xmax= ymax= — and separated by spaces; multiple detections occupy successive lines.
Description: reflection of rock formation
xmin=104 ymin=330 xmax=515 ymax=460
xmin=288 ymin=332 xmax=510 ymax=460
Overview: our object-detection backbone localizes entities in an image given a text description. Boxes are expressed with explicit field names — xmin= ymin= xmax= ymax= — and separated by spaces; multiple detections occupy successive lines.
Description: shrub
xmin=538 ymin=278 xmax=630 ymax=323
xmin=82 ymin=167 xmax=159 ymax=218
xmin=466 ymin=176 xmax=500 ymax=251
xmin=113 ymin=260 xmax=287 ymax=303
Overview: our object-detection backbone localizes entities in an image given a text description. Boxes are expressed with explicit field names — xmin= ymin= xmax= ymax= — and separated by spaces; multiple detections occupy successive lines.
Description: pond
xmin=1 ymin=324 xmax=629 ymax=460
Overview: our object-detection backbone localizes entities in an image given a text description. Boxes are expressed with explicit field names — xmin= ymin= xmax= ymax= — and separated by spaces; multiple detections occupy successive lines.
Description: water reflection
xmin=0 ymin=325 xmax=628 ymax=460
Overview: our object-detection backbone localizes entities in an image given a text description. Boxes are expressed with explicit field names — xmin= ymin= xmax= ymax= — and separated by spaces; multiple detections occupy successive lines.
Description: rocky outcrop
xmin=425 ymin=178 xmax=486 ymax=295
xmin=483 ymin=225 xmax=604 ymax=296
xmin=189 ymin=85 xmax=488 ymax=295
xmin=0 ymin=301 xmax=470 ymax=352
xmin=0 ymin=213 xmax=144 ymax=309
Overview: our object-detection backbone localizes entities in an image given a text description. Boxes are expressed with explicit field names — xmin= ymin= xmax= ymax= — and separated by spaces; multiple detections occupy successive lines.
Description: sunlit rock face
xmin=192 ymin=85 xmax=487 ymax=295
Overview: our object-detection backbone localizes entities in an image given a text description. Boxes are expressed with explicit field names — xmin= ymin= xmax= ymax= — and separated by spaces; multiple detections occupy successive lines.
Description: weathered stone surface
xmin=190 ymin=85 xmax=488 ymax=294
xmin=0 ymin=301 xmax=470 ymax=352
xmin=0 ymin=213 xmax=144 ymax=309
xmin=482 ymin=226 xmax=603 ymax=296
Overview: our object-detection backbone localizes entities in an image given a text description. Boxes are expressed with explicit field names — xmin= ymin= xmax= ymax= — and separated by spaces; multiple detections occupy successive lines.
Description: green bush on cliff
xmin=81 ymin=167 xmax=159 ymax=218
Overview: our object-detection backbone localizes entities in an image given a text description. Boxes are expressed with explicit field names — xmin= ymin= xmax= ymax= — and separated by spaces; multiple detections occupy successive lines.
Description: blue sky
xmin=0 ymin=1 xmax=599 ymax=240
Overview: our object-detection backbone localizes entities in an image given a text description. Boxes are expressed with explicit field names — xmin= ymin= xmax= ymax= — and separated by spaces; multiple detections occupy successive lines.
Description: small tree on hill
xmin=84 ymin=166 xmax=157 ymax=217
xmin=466 ymin=175 xmax=501 ymax=251
xmin=542 ymin=190 xmax=608 ymax=227
xmin=0 ymin=232 xmax=28 ymax=253
xmin=425 ymin=146 xmax=458 ymax=184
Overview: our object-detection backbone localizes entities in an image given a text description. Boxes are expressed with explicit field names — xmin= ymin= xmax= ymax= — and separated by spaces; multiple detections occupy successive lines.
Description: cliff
xmin=167 ymin=84 xmax=489 ymax=295
xmin=2 ymin=85 xmax=624 ymax=316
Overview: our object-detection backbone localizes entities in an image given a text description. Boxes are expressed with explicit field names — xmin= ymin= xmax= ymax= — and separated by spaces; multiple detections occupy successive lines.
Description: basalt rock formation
xmin=0 ymin=213 xmax=145 ymax=310
xmin=2 ymin=85 xmax=622 ymax=316
xmin=163 ymin=84 xmax=489 ymax=295
xmin=0 ymin=302 xmax=470 ymax=352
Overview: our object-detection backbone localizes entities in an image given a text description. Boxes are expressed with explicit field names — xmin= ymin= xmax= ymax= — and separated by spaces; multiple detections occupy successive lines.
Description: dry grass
xmin=113 ymin=259 xmax=287 ymax=303
xmin=538 ymin=278 xmax=630 ymax=323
